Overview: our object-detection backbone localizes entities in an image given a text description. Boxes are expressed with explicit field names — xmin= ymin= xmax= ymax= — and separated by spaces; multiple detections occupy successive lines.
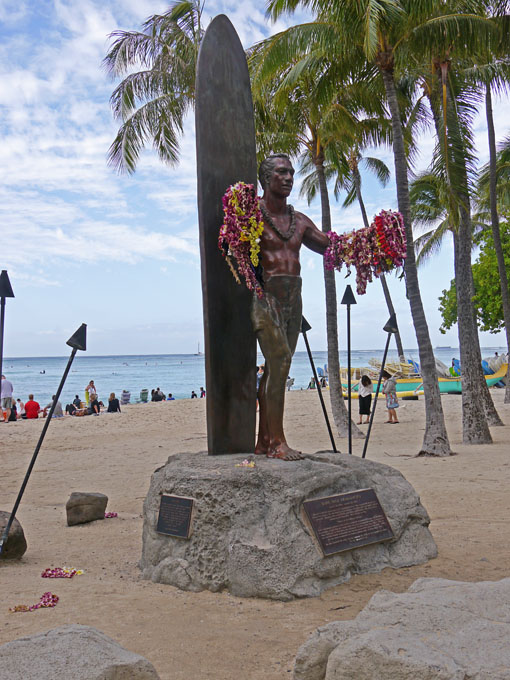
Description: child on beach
xmin=381 ymin=370 xmax=399 ymax=423
xmin=357 ymin=375 xmax=373 ymax=424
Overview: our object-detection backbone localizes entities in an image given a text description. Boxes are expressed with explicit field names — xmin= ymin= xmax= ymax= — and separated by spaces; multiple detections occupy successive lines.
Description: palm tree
xmin=471 ymin=0 xmax=510 ymax=403
xmin=263 ymin=0 xmax=456 ymax=455
xmin=419 ymin=21 xmax=504 ymax=440
xmin=103 ymin=1 xmax=203 ymax=174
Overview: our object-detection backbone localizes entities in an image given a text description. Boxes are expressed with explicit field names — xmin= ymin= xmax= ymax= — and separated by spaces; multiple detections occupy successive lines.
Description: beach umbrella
xmin=301 ymin=316 xmax=337 ymax=453
xmin=362 ymin=314 xmax=398 ymax=459
xmin=0 ymin=324 xmax=87 ymax=557
xmin=341 ymin=285 xmax=357 ymax=455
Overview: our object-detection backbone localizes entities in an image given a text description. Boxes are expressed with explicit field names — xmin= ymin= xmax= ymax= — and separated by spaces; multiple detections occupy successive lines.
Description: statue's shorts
xmin=251 ymin=275 xmax=302 ymax=357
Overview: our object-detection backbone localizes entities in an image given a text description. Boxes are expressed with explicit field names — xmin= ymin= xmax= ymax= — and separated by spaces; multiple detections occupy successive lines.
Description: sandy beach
xmin=1 ymin=390 xmax=509 ymax=679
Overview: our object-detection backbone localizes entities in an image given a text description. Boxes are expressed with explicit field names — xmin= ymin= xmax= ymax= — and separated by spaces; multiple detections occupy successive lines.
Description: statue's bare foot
xmin=267 ymin=443 xmax=304 ymax=461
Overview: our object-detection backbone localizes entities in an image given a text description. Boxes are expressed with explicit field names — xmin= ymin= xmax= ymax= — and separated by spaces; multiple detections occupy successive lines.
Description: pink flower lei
xmin=218 ymin=182 xmax=264 ymax=298
xmin=324 ymin=209 xmax=406 ymax=295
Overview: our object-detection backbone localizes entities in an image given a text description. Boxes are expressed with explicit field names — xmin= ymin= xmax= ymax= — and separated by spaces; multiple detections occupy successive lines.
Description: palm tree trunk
xmin=486 ymin=85 xmax=510 ymax=403
xmin=444 ymin=83 xmax=502 ymax=435
xmin=353 ymin=166 xmax=405 ymax=359
xmin=453 ymin=229 xmax=494 ymax=442
xmin=316 ymin=156 xmax=364 ymax=439
xmin=380 ymin=65 xmax=451 ymax=456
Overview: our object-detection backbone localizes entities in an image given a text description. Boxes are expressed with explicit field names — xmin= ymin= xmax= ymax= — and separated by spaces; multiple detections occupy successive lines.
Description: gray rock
xmin=66 ymin=491 xmax=108 ymax=526
xmin=141 ymin=451 xmax=436 ymax=600
xmin=0 ymin=510 xmax=27 ymax=559
xmin=294 ymin=577 xmax=510 ymax=680
xmin=0 ymin=624 xmax=160 ymax=680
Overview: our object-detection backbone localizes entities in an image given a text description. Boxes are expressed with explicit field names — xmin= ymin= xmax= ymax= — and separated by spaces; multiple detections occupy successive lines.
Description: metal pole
xmin=340 ymin=285 xmax=356 ymax=455
xmin=0 ymin=297 xmax=5 ymax=398
xmin=362 ymin=331 xmax=391 ymax=460
xmin=301 ymin=317 xmax=338 ymax=453
xmin=0 ymin=348 xmax=77 ymax=555
xmin=0 ymin=322 xmax=86 ymax=556
xmin=347 ymin=303 xmax=352 ymax=455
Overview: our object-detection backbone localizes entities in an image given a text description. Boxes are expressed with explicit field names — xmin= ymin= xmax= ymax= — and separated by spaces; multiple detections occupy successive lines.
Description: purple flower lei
xmin=218 ymin=182 xmax=264 ymax=298
xmin=324 ymin=209 xmax=406 ymax=295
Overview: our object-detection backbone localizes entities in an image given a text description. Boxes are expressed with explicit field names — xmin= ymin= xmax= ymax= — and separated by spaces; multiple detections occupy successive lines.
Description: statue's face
xmin=267 ymin=158 xmax=294 ymax=197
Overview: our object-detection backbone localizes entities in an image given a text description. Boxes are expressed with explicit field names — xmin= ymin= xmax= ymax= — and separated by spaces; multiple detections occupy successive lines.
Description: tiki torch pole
xmin=0 ymin=270 xmax=15 ymax=398
xmin=301 ymin=316 xmax=338 ymax=453
xmin=362 ymin=314 xmax=398 ymax=459
xmin=0 ymin=324 xmax=87 ymax=556
xmin=341 ymin=285 xmax=357 ymax=455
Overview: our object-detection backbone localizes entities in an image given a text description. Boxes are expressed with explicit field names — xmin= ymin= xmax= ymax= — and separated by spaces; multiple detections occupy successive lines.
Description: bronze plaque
xmin=156 ymin=495 xmax=194 ymax=539
xmin=302 ymin=488 xmax=394 ymax=556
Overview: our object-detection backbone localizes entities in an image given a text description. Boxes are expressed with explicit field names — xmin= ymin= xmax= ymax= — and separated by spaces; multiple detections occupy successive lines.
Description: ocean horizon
xmin=2 ymin=346 xmax=506 ymax=407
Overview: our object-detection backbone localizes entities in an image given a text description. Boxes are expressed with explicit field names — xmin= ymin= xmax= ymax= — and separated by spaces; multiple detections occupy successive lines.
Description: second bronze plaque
xmin=302 ymin=488 xmax=394 ymax=556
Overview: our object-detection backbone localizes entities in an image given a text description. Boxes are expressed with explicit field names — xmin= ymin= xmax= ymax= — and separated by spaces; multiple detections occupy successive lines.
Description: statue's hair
xmin=258 ymin=154 xmax=292 ymax=191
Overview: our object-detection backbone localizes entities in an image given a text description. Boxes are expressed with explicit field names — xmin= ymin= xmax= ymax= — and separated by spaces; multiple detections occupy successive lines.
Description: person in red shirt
xmin=24 ymin=394 xmax=41 ymax=419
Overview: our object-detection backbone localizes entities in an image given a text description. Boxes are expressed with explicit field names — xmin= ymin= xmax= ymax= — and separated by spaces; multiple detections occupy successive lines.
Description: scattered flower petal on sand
xmin=9 ymin=592 xmax=59 ymax=613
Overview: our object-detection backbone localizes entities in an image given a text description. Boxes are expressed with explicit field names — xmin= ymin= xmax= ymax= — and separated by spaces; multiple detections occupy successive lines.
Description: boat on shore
xmin=342 ymin=363 xmax=507 ymax=396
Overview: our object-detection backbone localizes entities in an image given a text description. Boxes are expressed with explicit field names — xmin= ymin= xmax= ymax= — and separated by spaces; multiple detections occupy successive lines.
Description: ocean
xmin=1 ymin=346 xmax=506 ymax=407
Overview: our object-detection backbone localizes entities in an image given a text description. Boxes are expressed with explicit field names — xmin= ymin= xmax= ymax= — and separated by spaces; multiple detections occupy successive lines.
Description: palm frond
xmin=362 ymin=156 xmax=391 ymax=186
xmin=107 ymin=94 xmax=187 ymax=174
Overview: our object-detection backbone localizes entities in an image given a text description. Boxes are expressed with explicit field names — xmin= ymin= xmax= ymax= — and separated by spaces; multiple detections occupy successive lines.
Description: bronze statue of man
xmin=253 ymin=154 xmax=330 ymax=460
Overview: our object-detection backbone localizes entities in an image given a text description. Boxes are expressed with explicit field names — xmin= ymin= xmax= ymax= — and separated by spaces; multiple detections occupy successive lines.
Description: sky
xmin=0 ymin=0 xmax=508 ymax=358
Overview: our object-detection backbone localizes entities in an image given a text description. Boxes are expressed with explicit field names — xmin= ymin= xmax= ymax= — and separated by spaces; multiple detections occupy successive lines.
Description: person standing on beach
xmin=1 ymin=374 xmax=14 ymax=422
xmin=85 ymin=380 xmax=96 ymax=406
xmin=252 ymin=154 xmax=330 ymax=461
xmin=382 ymin=370 xmax=399 ymax=423
xmin=357 ymin=375 xmax=373 ymax=424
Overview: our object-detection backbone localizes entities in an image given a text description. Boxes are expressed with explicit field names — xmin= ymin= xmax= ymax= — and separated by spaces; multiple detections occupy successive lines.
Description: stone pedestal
xmin=141 ymin=452 xmax=437 ymax=601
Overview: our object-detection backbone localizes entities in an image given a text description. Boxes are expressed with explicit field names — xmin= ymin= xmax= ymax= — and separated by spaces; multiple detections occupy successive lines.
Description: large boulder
xmin=294 ymin=577 xmax=510 ymax=680
xmin=0 ymin=624 xmax=160 ymax=680
xmin=66 ymin=491 xmax=108 ymax=526
xmin=0 ymin=510 xmax=27 ymax=559
xmin=141 ymin=451 xmax=437 ymax=600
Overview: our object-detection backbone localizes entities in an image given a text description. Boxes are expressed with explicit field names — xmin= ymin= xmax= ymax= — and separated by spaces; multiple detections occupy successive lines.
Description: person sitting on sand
xmin=73 ymin=395 xmax=82 ymax=408
xmin=24 ymin=394 xmax=41 ymax=419
xmin=381 ymin=370 xmax=399 ymax=423
xmin=191 ymin=390 xmax=198 ymax=399
xmin=107 ymin=392 xmax=121 ymax=413
xmin=43 ymin=396 xmax=64 ymax=418
xmin=89 ymin=395 xmax=101 ymax=416
xmin=167 ymin=393 xmax=175 ymax=400
xmin=16 ymin=398 xmax=25 ymax=419
xmin=8 ymin=401 xmax=18 ymax=421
